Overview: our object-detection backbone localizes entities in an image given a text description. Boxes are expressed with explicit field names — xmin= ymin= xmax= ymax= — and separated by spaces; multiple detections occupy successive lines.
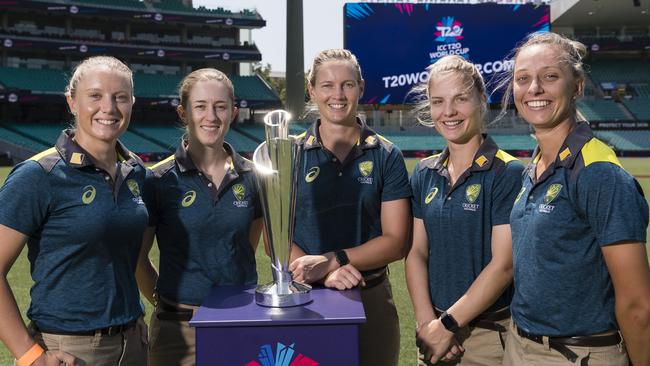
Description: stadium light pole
xmin=286 ymin=0 xmax=305 ymax=120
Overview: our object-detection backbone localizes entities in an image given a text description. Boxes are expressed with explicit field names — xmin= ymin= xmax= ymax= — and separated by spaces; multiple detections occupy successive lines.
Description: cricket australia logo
xmin=232 ymin=183 xmax=249 ymax=208
xmin=126 ymin=179 xmax=144 ymax=205
xmin=462 ymin=184 xmax=481 ymax=211
xmin=425 ymin=187 xmax=439 ymax=205
xmin=357 ymin=161 xmax=374 ymax=184
xmin=539 ymin=184 xmax=562 ymax=214
xmin=181 ymin=190 xmax=197 ymax=208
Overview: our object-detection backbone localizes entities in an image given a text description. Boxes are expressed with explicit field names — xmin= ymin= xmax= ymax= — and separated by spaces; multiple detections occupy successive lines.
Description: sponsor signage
xmin=344 ymin=3 xmax=549 ymax=105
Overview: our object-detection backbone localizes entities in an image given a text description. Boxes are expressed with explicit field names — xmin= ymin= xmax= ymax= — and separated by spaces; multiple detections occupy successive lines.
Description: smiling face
xmin=66 ymin=66 xmax=133 ymax=146
xmin=178 ymin=79 xmax=237 ymax=149
xmin=428 ymin=72 xmax=484 ymax=145
xmin=308 ymin=60 xmax=364 ymax=126
xmin=513 ymin=44 xmax=583 ymax=131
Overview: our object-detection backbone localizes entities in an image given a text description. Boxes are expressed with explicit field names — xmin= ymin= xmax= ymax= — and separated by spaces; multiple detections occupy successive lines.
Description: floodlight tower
xmin=286 ymin=0 xmax=305 ymax=119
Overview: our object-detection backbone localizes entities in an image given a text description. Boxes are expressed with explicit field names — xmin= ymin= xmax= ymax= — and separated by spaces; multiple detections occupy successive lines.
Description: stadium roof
xmin=552 ymin=0 xmax=650 ymax=27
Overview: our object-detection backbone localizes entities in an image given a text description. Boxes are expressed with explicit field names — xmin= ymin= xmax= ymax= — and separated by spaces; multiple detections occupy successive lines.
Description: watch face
xmin=440 ymin=312 xmax=459 ymax=333
xmin=335 ymin=250 xmax=349 ymax=266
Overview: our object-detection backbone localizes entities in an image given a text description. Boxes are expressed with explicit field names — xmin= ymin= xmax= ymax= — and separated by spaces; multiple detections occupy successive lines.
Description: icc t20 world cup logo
xmin=435 ymin=16 xmax=464 ymax=43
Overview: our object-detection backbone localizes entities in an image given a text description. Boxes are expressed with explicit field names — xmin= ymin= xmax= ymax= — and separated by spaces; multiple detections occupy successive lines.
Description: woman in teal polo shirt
xmin=137 ymin=68 xmax=263 ymax=366
xmin=288 ymin=49 xmax=412 ymax=366
xmin=0 ymin=56 xmax=148 ymax=366
xmin=503 ymin=32 xmax=650 ymax=366
xmin=406 ymin=55 xmax=524 ymax=365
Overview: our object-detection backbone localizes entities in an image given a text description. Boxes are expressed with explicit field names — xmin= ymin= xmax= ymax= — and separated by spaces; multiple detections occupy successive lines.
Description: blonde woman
xmin=0 ymin=56 xmax=148 ymax=365
xmin=406 ymin=55 xmax=523 ymax=365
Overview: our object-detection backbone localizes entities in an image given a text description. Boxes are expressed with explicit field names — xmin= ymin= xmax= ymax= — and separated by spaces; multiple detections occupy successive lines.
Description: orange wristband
xmin=16 ymin=343 xmax=44 ymax=366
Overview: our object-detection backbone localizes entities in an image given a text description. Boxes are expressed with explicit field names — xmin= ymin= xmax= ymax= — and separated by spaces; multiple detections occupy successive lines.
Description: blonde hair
xmin=496 ymin=32 xmax=587 ymax=120
xmin=409 ymin=55 xmax=487 ymax=128
xmin=307 ymin=48 xmax=363 ymax=87
xmin=178 ymin=68 xmax=235 ymax=110
xmin=65 ymin=56 xmax=133 ymax=99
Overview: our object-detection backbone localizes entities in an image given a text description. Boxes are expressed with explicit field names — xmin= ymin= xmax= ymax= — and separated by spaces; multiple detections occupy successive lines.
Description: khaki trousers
xmin=26 ymin=318 xmax=148 ymax=366
xmin=418 ymin=317 xmax=509 ymax=366
xmin=503 ymin=321 xmax=628 ymax=366
xmin=359 ymin=276 xmax=400 ymax=366
xmin=148 ymin=301 xmax=198 ymax=366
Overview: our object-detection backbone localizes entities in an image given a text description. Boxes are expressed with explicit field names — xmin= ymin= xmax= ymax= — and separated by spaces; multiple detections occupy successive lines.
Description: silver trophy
xmin=253 ymin=110 xmax=312 ymax=307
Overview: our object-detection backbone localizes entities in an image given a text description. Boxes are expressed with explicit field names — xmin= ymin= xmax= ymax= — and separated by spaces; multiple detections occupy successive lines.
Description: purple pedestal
xmin=190 ymin=285 xmax=366 ymax=366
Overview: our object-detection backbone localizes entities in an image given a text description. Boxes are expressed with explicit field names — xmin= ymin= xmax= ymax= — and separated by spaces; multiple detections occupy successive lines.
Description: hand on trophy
xmin=323 ymin=264 xmax=366 ymax=290
xmin=289 ymin=254 xmax=337 ymax=284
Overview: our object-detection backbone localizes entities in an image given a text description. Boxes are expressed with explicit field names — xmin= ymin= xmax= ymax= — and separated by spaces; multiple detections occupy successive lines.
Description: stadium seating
xmin=632 ymin=84 xmax=650 ymax=98
xmin=0 ymin=67 xmax=280 ymax=104
xmin=623 ymin=97 xmax=650 ymax=120
xmin=594 ymin=130 xmax=650 ymax=151
xmin=0 ymin=67 xmax=67 ymax=93
xmin=9 ymin=124 xmax=66 ymax=144
xmin=73 ymin=0 xmax=147 ymax=11
xmin=129 ymin=124 xmax=261 ymax=154
xmin=0 ymin=125 xmax=50 ymax=152
xmin=577 ymin=99 xmax=632 ymax=121
xmin=588 ymin=59 xmax=650 ymax=84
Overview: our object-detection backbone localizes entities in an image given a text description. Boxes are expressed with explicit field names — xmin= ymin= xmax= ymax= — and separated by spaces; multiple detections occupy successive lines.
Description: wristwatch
xmin=334 ymin=249 xmax=349 ymax=266
xmin=439 ymin=311 xmax=459 ymax=334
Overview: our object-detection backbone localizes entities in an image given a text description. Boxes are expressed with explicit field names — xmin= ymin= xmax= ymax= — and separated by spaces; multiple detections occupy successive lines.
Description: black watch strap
xmin=439 ymin=311 xmax=459 ymax=333
xmin=335 ymin=249 xmax=349 ymax=266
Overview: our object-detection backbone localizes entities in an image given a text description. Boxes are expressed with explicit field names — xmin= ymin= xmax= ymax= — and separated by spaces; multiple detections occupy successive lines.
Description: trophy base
xmin=255 ymin=281 xmax=312 ymax=307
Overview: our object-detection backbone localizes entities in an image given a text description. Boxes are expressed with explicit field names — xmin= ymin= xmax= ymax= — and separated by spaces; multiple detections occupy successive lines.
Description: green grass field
xmin=1 ymin=158 xmax=649 ymax=365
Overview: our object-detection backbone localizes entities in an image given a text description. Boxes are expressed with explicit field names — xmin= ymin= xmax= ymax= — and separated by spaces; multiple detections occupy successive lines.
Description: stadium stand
xmin=594 ymin=130 xmax=650 ymax=151
xmin=589 ymin=59 xmax=650 ymax=84
xmin=0 ymin=125 xmax=50 ymax=152
xmin=0 ymin=67 xmax=67 ymax=94
xmin=577 ymin=99 xmax=632 ymax=121
xmin=623 ymin=98 xmax=650 ymax=121
xmin=0 ymin=67 xmax=280 ymax=108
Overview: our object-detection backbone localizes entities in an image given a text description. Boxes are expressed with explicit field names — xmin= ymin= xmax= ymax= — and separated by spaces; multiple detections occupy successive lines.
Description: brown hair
xmin=409 ymin=55 xmax=487 ymax=128
xmin=65 ymin=56 xmax=133 ymax=99
xmin=496 ymin=32 xmax=587 ymax=121
xmin=178 ymin=68 xmax=235 ymax=110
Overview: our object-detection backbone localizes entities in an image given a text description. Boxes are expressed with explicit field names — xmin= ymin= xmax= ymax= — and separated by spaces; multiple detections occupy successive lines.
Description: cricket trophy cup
xmin=252 ymin=109 xmax=311 ymax=307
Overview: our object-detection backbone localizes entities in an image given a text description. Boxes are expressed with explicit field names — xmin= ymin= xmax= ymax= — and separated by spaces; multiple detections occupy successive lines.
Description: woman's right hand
xmin=32 ymin=350 xmax=78 ymax=366
xmin=323 ymin=264 xmax=365 ymax=290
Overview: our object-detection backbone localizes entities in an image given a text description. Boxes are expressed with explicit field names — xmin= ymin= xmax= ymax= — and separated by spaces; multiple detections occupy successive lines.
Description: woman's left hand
xmin=289 ymin=254 xmax=335 ymax=283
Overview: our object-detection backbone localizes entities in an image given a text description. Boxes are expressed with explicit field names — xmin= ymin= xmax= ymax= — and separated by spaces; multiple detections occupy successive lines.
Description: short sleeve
xmin=0 ymin=161 xmax=52 ymax=235
xmin=142 ymin=168 xmax=159 ymax=227
xmin=576 ymin=163 xmax=649 ymax=246
xmin=381 ymin=146 xmax=412 ymax=202
xmin=491 ymin=161 xmax=525 ymax=226
xmin=410 ymin=163 xmax=424 ymax=219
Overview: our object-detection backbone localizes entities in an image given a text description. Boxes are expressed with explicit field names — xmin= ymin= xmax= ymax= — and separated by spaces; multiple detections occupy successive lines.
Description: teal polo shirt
xmin=0 ymin=129 xmax=148 ymax=332
xmin=293 ymin=119 xmax=412 ymax=275
xmin=144 ymin=142 xmax=260 ymax=306
xmin=411 ymin=135 xmax=524 ymax=312
xmin=510 ymin=122 xmax=649 ymax=336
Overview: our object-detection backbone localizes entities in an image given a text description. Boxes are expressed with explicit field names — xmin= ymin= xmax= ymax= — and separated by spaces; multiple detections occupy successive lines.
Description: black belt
xmin=515 ymin=324 xmax=622 ymax=363
xmin=362 ymin=271 xmax=388 ymax=290
xmin=33 ymin=319 xmax=137 ymax=337
xmin=157 ymin=299 xmax=193 ymax=322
